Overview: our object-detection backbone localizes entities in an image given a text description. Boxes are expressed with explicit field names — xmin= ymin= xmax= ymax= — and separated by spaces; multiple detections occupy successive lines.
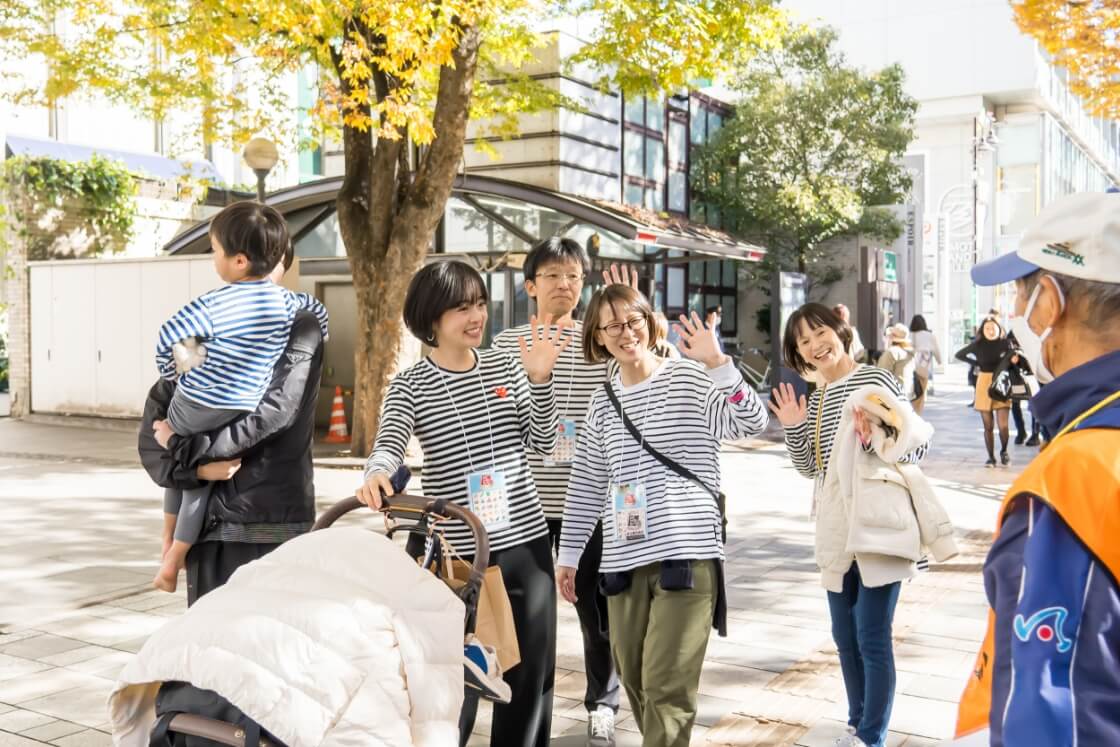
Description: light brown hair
xmin=582 ymin=285 xmax=658 ymax=363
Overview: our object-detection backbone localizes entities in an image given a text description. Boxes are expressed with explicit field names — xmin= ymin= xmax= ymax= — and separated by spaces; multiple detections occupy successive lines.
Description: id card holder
xmin=467 ymin=468 xmax=511 ymax=532
xmin=810 ymin=471 xmax=826 ymax=520
xmin=545 ymin=419 xmax=578 ymax=466
xmin=612 ymin=482 xmax=648 ymax=543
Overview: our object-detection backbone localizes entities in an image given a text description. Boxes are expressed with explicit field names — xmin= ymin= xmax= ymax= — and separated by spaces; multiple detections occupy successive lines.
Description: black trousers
xmin=458 ymin=534 xmax=557 ymax=747
xmin=1010 ymin=399 xmax=1040 ymax=439
xmin=185 ymin=541 xmax=281 ymax=607
xmin=547 ymin=518 xmax=621 ymax=713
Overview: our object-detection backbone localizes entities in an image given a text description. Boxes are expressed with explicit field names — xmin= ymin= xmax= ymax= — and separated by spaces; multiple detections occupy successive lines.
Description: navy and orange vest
xmin=955 ymin=425 xmax=1120 ymax=738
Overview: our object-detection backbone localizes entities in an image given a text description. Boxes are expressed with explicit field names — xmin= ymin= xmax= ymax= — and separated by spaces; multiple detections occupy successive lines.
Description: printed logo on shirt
xmin=1013 ymin=606 xmax=1073 ymax=653
xmin=494 ymin=386 xmax=509 ymax=398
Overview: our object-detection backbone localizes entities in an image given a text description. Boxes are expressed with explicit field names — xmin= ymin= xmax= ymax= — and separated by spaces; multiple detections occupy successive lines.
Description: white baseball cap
xmin=971 ymin=191 xmax=1120 ymax=286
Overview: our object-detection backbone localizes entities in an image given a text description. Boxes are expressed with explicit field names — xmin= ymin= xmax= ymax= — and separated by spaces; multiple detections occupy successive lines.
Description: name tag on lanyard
xmin=467 ymin=467 xmax=512 ymax=532
xmin=612 ymin=482 xmax=648 ymax=543
xmin=545 ymin=418 xmax=578 ymax=466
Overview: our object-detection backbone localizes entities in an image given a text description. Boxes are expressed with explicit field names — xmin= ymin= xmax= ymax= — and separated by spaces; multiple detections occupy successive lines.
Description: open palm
xmin=673 ymin=311 xmax=726 ymax=368
xmin=768 ymin=382 xmax=808 ymax=427
xmin=518 ymin=314 xmax=572 ymax=383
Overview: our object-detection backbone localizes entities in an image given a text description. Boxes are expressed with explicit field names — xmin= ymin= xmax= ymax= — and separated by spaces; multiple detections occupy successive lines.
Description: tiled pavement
xmin=0 ymin=365 xmax=1020 ymax=745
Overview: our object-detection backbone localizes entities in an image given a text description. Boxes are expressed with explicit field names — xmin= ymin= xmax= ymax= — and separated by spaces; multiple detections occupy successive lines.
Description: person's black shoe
xmin=985 ymin=457 xmax=997 ymax=468
xmin=1015 ymin=433 xmax=1026 ymax=445
xmin=1025 ymin=434 xmax=1041 ymax=447
xmin=1001 ymin=451 xmax=1010 ymax=467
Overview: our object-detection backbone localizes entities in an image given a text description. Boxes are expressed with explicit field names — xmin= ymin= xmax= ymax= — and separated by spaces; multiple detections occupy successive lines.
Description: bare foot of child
xmin=161 ymin=513 xmax=177 ymax=560
xmin=153 ymin=540 xmax=190 ymax=593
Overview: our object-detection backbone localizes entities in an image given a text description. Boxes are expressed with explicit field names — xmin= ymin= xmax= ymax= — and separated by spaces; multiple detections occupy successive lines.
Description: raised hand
xmin=767 ymin=382 xmax=808 ymax=427
xmin=601 ymin=262 xmax=639 ymax=289
xmin=518 ymin=314 xmax=572 ymax=384
xmin=673 ymin=310 xmax=727 ymax=368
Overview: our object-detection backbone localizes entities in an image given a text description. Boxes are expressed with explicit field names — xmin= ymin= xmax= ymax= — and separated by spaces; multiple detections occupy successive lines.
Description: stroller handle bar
xmin=163 ymin=714 xmax=273 ymax=746
xmin=312 ymin=493 xmax=491 ymax=600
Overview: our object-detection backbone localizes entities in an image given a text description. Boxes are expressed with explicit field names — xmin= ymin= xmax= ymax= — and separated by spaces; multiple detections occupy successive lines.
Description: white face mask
xmin=1009 ymin=276 xmax=1065 ymax=384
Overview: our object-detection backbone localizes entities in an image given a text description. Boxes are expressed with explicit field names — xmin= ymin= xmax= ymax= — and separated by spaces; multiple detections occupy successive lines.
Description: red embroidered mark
xmin=729 ymin=390 xmax=745 ymax=404
xmin=494 ymin=386 xmax=509 ymax=398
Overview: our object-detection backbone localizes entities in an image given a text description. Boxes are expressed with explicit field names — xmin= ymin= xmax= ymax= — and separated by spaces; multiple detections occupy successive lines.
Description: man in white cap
xmin=955 ymin=191 xmax=1120 ymax=746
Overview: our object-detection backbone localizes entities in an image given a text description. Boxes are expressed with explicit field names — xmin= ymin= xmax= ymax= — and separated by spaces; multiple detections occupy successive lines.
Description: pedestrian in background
xmin=909 ymin=315 xmax=941 ymax=412
xmin=1005 ymin=330 xmax=1042 ymax=447
xmin=876 ymin=324 xmax=916 ymax=402
xmin=833 ymin=304 xmax=866 ymax=362
xmin=652 ymin=311 xmax=681 ymax=359
xmin=957 ymin=191 xmax=1120 ymax=746
xmin=557 ymin=285 xmax=767 ymax=747
xmin=769 ymin=303 xmax=932 ymax=747
xmin=955 ymin=317 xmax=1016 ymax=467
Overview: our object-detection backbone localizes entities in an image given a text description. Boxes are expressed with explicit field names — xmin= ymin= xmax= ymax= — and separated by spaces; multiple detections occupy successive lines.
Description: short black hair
xmin=403 ymin=260 xmax=488 ymax=346
xmin=781 ymin=302 xmax=854 ymax=374
xmin=209 ymin=201 xmax=290 ymax=277
xmin=705 ymin=305 xmax=722 ymax=316
xmin=909 ymin=314 xmax=928 ymax=333
xmin=523 ymin=237 xmax=590 ymax=281
xmin=281 ymin=242 xmax=294 ymax=272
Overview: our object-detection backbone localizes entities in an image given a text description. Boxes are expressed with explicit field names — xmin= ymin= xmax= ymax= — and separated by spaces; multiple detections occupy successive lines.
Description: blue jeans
xmin=826 ymin=563 xmax=901 ymax=747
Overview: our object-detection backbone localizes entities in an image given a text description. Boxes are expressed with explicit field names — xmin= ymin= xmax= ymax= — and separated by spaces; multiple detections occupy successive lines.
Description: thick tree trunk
xmin=341 ymin=24 xmax=484 ymax=456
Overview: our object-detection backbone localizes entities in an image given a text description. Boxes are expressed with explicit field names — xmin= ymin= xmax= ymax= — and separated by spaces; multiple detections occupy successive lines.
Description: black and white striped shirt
xmin=783 ymin=364 xmax=929 ymax=479
xmin=558 ymin=358 xmax=769 ymax=573
xmin=365 ymin=349 xmax=556 ymax=555
xmin=492 ymin=321 xmax=607 ymax=519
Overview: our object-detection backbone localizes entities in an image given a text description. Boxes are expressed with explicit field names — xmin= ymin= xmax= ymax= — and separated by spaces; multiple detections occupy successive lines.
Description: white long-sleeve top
xmin=558 ymin=358 xmax=768 ymax=573
xmin=364 ymin=349 xmax=556 ymax=555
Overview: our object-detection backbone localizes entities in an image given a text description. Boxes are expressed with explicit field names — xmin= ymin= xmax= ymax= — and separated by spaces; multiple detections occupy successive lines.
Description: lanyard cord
xmin=614 ymin=369 xmax=657 ymax=486
xmin=1051 ymin=389 xmax=1120 ymax=443
xmin=431 ymin=352 xmax=497 ymax=473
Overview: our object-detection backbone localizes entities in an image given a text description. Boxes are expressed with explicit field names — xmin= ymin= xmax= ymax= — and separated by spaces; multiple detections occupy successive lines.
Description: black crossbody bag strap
xmin=603 ymin=383 xmax=720 ymax=501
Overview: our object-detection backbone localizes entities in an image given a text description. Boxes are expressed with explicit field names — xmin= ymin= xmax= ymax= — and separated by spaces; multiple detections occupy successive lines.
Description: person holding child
xmin=145 ymin=201 xmax=328 ymax=592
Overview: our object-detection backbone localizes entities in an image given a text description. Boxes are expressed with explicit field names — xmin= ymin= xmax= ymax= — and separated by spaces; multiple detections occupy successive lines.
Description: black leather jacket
xmin=138 ymin=311 xmax=325 ymax=527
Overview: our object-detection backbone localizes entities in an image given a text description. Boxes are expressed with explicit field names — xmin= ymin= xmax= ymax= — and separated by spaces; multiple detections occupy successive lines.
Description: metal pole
xmin=255 ymin=171 xmax=267 ymax=203
xmin=971 ymin=117 xmax=980 ymax=337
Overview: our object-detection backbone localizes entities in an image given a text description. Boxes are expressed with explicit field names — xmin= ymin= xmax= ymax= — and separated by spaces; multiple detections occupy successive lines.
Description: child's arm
xmin=287 ymin=290 xmax=330 ymax=341
xmin=156 ymin=297 xmax=214 ymax=378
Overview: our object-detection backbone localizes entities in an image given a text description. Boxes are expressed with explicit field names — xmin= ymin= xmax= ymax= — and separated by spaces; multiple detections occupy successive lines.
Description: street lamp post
xmin=970 ymin=112 xmax=998 ymax=335
xmin=242 ymin=137 xmax=279 ymax=203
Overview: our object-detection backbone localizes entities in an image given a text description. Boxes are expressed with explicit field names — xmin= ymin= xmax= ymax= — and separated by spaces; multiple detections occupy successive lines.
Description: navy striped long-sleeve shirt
xmin=155 ymin=280 xmax=329 ymax=411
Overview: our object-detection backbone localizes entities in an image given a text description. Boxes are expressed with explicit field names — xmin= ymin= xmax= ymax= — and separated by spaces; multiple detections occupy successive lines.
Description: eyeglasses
xmin=535 ymin=272 xmax=584 ymax=284
xmin=599 ymin=316 xmax=647 ymax=338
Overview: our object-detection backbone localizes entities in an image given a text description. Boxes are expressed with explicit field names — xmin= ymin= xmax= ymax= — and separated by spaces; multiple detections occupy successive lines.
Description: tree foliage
xmin=0 ymin=0 xmax=785 ymax=451
xmin=693 ymin=25 xmax=916 ymax=283
xmin=1012 ymin=0 xmax=1120 ymax=120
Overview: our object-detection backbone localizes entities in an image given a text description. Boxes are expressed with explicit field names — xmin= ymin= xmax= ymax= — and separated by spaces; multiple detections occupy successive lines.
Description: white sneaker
xmin=587 ymin=704 xmax=615 ymax=746
xmin=833 ymin=735 xmax=868 ymax=747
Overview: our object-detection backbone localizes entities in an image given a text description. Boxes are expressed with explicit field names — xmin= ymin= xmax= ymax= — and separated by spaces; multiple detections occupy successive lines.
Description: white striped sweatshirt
xmin=492 ymin=321 xmax=608 ymax=519
xmin=558 ymin=358 xmax=768 ymax=573
xmin=365 ymin=349 xmax=557 ymax=555
xmin=155 ymin=280 xmax=329 ymax=411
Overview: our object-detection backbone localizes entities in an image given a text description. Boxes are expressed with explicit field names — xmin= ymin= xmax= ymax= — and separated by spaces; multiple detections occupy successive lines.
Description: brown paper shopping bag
xmin=446 ymin=559 xmax=521 ymax=672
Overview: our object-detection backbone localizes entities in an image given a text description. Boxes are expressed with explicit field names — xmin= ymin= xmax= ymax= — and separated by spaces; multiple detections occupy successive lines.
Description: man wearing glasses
xmin=493 ymin=237 xmax=627 ymax=746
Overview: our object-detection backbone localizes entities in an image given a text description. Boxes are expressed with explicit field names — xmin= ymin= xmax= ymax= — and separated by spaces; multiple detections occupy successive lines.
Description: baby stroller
xmin=148 ymin=493 xmax=490 ymax=747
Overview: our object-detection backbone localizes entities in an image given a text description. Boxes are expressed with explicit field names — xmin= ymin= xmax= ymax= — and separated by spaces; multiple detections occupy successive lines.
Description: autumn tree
xmin=1012 ymin=0 xmax=1120 ymax=119
xmin=0 ymin=0 xmax=784 ymax=452
xmin=692 ymin=25 xmax=916 ymax=289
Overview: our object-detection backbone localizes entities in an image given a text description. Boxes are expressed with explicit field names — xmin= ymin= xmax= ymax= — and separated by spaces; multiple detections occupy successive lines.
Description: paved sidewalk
xmin=0 ymin=365 xmax=1019 ymax=745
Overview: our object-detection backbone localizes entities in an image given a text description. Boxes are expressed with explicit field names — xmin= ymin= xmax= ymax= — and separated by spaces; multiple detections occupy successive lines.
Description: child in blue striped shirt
xmin=150 ymin=201 xmax=328 ymax=592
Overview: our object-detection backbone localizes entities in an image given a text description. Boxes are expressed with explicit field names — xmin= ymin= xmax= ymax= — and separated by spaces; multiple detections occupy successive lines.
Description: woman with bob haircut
xmin=357 ymin=259 xmax=570 ymax=747
xmin=556 ymin=284 xmax=768 ymax=747
xmin=769 ymin=302 xmax=929 ymax=747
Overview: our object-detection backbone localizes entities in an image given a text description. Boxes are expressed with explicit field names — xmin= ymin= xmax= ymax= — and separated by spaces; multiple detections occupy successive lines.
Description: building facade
xmin=784 ymin=0 xmax=1120 ymax=350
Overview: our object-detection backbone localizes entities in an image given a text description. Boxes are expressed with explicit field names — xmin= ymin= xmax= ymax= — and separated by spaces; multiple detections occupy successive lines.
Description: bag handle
xmin=603 ymin=383 xmax=720 ymax=502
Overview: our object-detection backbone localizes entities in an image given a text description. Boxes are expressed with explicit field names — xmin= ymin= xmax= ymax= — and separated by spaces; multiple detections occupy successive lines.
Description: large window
xmin=651 ymin=257 xmax=739 ymax=336
xmin=622 ymin=95 xmax=666 ymax=212
xmin=688 ymin=96 xmax=730 ymax=229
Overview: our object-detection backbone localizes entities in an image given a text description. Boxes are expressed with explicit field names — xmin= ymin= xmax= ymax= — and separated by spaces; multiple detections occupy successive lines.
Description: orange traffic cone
xmin=324 ymin=386 xmax=350 ymax=444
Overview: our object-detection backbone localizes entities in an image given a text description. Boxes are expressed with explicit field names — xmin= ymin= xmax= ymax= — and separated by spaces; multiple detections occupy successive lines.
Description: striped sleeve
xmin=509 ymin=354 xmax=559 ymax=456
xmin=703 ymin=360 xmax=769 ymax=440
xmin=286 ymin=290 xmax=330 ymax=341
xmin=156 ymin=296 xmax=215 ymax=378
xmin=558 ymin=396 xmax=610 ymax=568
xmin=365 ymin=376 xmax=416 ymax=478
xmin=783 ymin=399 xmax=815 ymax=479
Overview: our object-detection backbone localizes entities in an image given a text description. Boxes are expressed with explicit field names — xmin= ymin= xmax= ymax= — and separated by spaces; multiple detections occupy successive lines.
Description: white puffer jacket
xmin=109 ymin=528 xmax=465 ymax=747
xmin=815 ymin=384 xmax=958 ymax=592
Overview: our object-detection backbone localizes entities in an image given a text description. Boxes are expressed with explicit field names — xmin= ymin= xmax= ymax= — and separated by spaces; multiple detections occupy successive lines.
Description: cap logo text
xmin=1042 ymin=243 xmax=1085 ymax=267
